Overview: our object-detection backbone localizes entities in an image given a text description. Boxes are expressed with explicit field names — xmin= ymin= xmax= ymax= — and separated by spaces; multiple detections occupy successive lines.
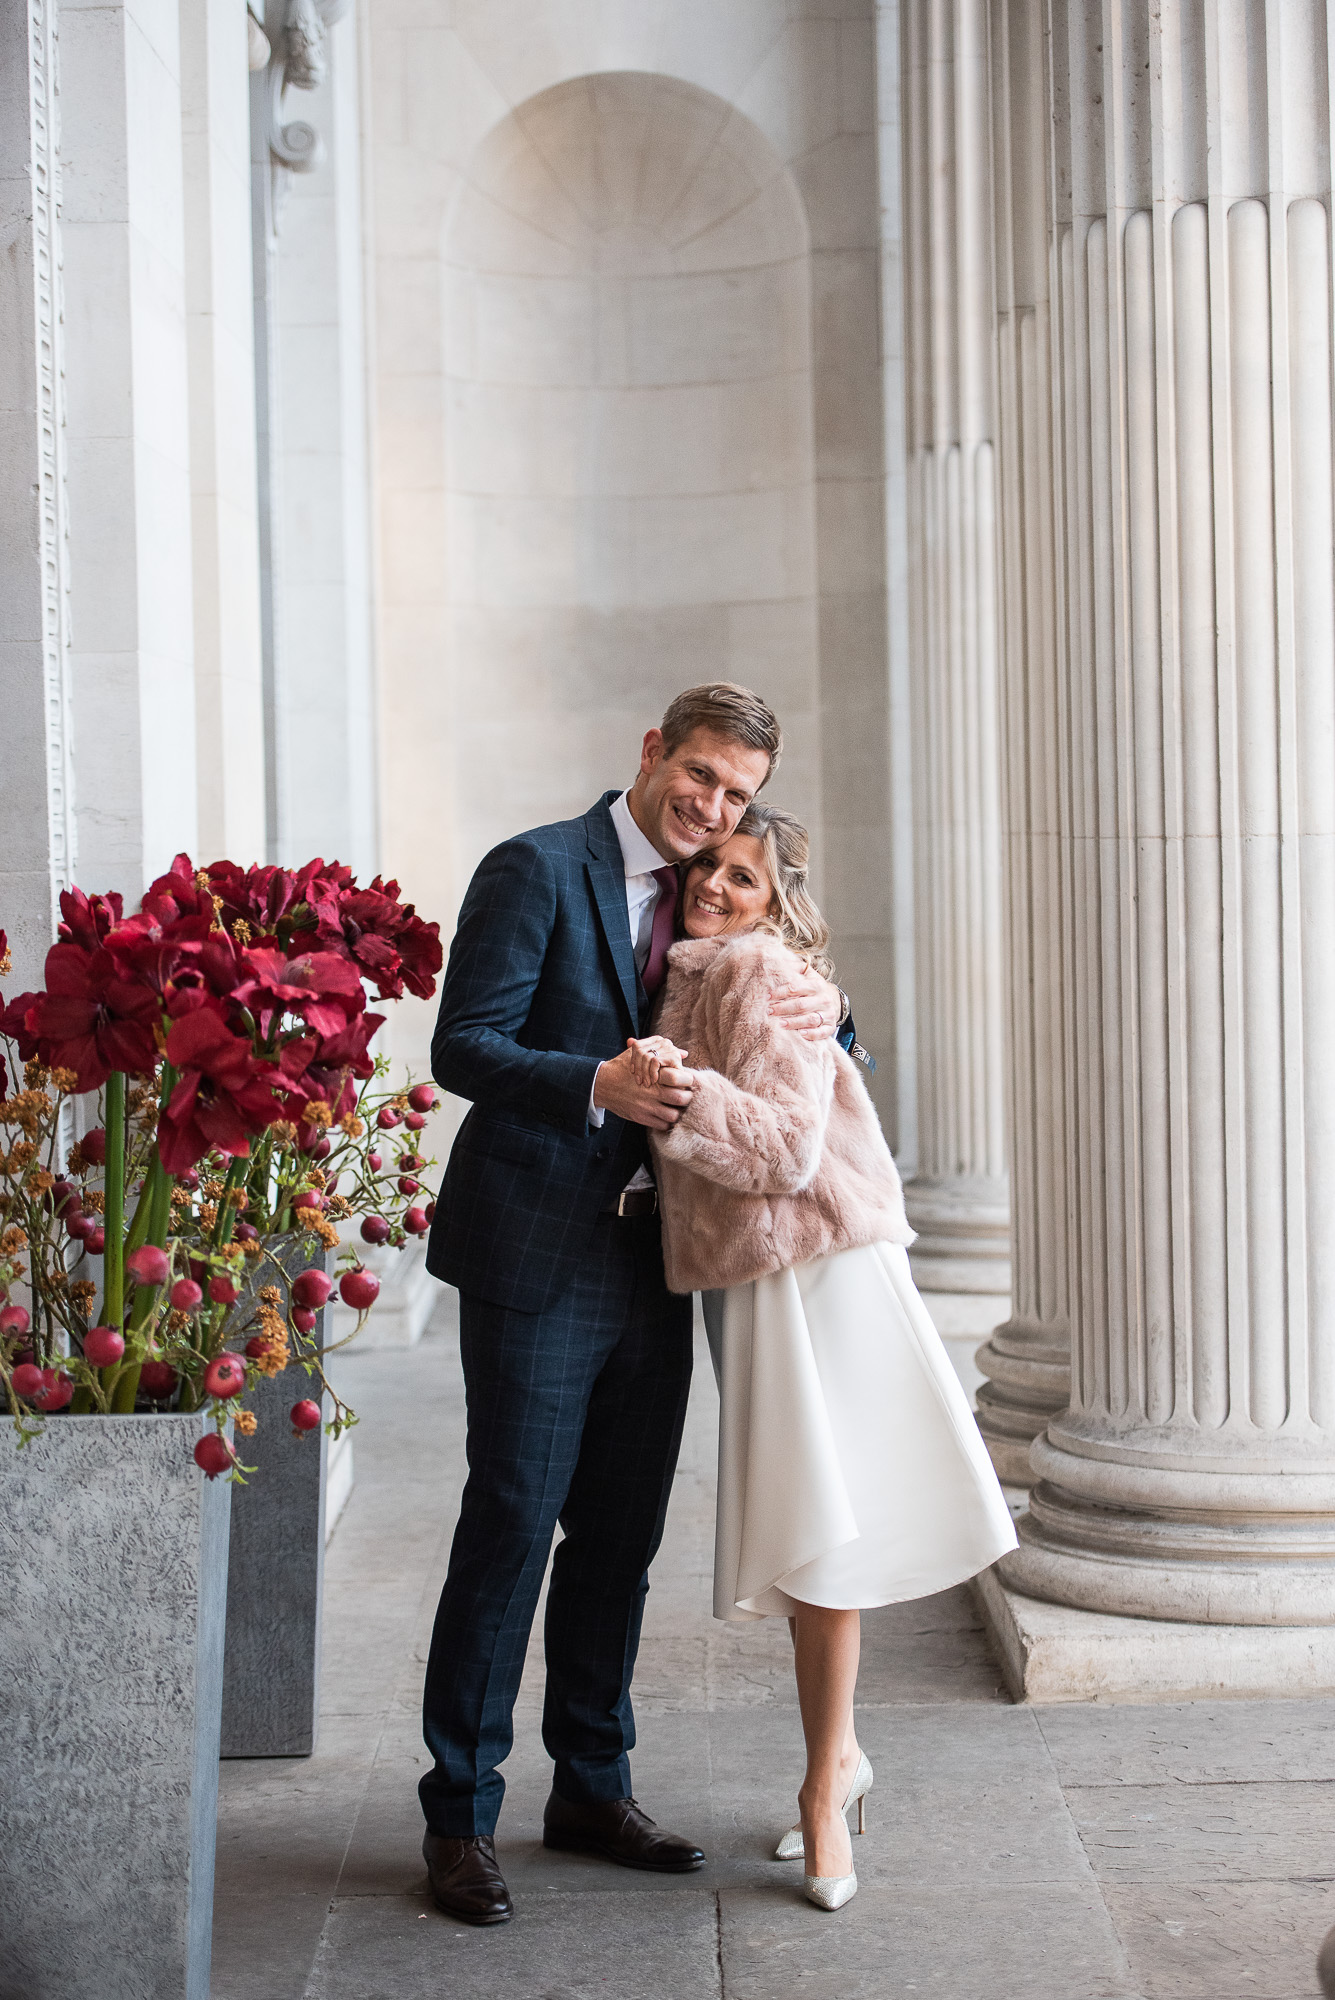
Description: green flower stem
xmin=103 ymin=1072 xmax=126 ymax=1329
xmin=110 ymin=1067 xmax=176 ymax=1413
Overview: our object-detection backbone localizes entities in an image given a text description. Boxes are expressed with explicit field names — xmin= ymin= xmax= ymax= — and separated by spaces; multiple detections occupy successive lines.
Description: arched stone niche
xmin=441 ymin=72 xmax=822 ymax=879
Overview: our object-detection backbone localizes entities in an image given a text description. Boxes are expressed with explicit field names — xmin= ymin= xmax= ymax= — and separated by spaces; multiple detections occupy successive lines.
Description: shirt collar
xmin=609 ymin=789 xmax=671 ymax=880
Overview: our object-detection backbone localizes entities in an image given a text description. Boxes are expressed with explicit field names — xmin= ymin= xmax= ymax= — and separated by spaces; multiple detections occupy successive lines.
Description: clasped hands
xmin=591 ymin=969 xmax=843 ymax=1131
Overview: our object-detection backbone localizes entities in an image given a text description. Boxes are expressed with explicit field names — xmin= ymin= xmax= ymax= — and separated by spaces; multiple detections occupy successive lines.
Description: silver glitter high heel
xmin=774 ymin=1751 xmax=872 ymax=1861
xmin=804 ymin=1866 xmax=858 ymax=1911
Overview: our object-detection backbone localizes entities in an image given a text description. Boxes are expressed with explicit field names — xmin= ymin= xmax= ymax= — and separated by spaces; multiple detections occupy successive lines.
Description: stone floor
xmin=212 ymin=1295 xmax=1335 ymax=1999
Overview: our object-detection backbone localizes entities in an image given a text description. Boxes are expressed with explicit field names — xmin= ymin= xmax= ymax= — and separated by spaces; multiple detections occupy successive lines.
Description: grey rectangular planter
xmin=221 ymin=1238 xmax=330 ymax=1758
xmin=0 ymin=1411 xmax=230 ymax=2000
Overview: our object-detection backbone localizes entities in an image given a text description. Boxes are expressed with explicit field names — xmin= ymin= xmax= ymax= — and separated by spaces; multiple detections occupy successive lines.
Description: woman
xmin=629 ymin=803 xmax=1016 ymax=1912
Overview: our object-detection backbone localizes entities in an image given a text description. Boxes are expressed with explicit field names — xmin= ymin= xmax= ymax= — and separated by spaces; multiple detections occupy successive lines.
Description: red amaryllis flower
xmin=159 ymin=1010 xmax=315 ymax=1173
xmin=232 ymin=947 xmax=365 ymax=1038
xmin=315 ymin=879 xmax=442 ymax=1001
xmin=288 ymin=1011 xmax=384 ymax=1126
xmin=204 ymin=861 xmax=314 ymax=943
xmin=103 ymin=923 xmax=241 ymax=1023
xmin=4 ymin=943 xmax=160 ymax=1090
xmin=140 ymin=853 xmax=219 ymax=926
xmin=56 ymin=885 xmax=125 ymax=952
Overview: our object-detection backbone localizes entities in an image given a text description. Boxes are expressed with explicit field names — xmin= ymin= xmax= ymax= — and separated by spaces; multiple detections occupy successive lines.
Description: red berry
xmin=293 ymin=1188 xmax=323 ymax=1212
xmin=360 ymin=1215 xmax=390 ymax=1245
xmin=11 ymin=1361 xmax=44 ymax=1399
xmin=397 ymin=1152 xmax=424 ymax=1172
xmin=424 ymin=1200 xmax=436 ymax=1224
xmin=324 ymin=1174 xmax=339 ymax=1197
xmin=35 ymin=1370 xmax=74 ymax=1412
xmin=83 ymin=1325 xmax=125 ymax=1368
xmin=339 ymin=1267 xmax=380 ymax=1312
xmin=139 ymin=1360 xmax=177 ymax=1399
xmin=397 ymin=1176 xmax=420 ymax=1197
xmin=407 ymin=1085 xmax=437 ymax=1114
xmin=178 ymin=1168 xmax=200 ymax=1191
xmin=404 ymin=1112 xmax=427 ymax=1131
xmin=126 ymin=1245 xmax=170 ymax=1288
xmin=204 ymin=1353 xmax=246 ymax=1400
xmin=244 ymin=1335 xmax=267 ymax=1358
xmin=292 ymin=1268 xmax=332 ymax=1310
xmin=367 ymin=1151 xmax=382 ymax=1172
xmin=290 ymin=1398 xmax=322 ymax=1433
xmin=403 ymin=1206 xmax=429 ymax=1236
xmin=80 ymin=1128 xmax=108 ymax=1165
xmin=208 ymin=1275 xmax=238 ymax=1306
xmin=170 ymin=1279 xmax=203 ymax=1312
xmin=194 ymin=1433 xmax=235 ymax=1479
xmin=85 ymin=1227 xmax=105 ymax=1255
xmin=0 ymin=1304 xmax=31 ymax=1338
xmin=376 ymin=1106 xmax=402 ymax=1130
xmin=291 ymin=1306 xmax=317 ymax=1334
xmin=234 ymin=1221 xmax=259 ymax=1242
xmin=66 ymin=1211 xmax=95 ymax=1241
xmin=50 ymin=1179 xmax=78 ymax=1214
xmin=189 ymin=1255 xmax=208 ymax=1282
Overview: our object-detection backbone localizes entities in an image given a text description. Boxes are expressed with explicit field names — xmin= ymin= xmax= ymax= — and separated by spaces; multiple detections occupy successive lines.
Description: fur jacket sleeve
xmin=648 ymin=933 xmax=913 ymax=1294
xmin=650 ymin=939 xmax=835 ymax=1195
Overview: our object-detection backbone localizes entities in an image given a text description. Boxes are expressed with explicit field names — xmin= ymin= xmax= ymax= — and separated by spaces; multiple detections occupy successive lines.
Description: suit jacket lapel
xmin=585 ymin=793 xmax=640 ymax=1031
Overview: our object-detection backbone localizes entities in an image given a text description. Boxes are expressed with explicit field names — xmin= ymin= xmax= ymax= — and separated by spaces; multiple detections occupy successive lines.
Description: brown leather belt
xmin=601 ymin=1188 xmax=658 ymax=1218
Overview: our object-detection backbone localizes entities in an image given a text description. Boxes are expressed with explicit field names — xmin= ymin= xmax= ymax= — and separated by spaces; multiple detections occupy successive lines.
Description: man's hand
xmin=770 ymin=966 xmax=844 ymax=1042
xmin=626 ymin=1035 xmax=690 ymax=1087
xmin=593 ymin=1047 xmax=695 ymax=1131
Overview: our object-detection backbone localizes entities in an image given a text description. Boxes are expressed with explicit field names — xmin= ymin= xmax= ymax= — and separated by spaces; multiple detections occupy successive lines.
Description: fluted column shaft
xmin=901 ymin=0 xmax=1011 ymax=1314
xmin=999 ymin=0 xmax=1335 ymax=1622
xmin=971 ymin=0 xmax=1073 ymax=1480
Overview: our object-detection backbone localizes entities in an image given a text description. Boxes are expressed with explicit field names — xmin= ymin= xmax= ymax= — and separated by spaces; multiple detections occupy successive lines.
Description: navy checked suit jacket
xmin=425 ymin=793 xmax=656 ymax=1315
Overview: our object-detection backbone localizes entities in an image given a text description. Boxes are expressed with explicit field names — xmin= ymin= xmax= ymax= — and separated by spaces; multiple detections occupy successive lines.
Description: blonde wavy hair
xmin=731 ymin=801 xmax=834 ymax=979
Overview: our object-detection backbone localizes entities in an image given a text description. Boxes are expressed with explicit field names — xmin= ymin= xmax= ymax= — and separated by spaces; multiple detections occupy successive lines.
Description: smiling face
xmin=681 ymin=833 xmax=776 ymax=939
xmin=627 ymin=726 xmax=773 ymax=865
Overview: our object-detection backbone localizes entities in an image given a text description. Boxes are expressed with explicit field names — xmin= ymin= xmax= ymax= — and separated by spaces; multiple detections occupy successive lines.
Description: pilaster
xmin=0 ymin=0 xmax=75 ymax=986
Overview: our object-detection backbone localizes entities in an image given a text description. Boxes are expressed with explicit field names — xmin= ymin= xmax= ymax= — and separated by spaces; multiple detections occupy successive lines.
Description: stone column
xmin=1000 ymin=0 xmax=1335 ymax=1626
xmin=61 ymin=0 xmax=199 ymax=890
xmin=899 ymin=0 xmax=1011 ymax=1362
xmin=181 ymin=0 xmax=267 ymax=863
xmin=0 ymin=0 xmax=75 ymax=985
xmin=970 ymin=0 xmax=1072 ymax=1480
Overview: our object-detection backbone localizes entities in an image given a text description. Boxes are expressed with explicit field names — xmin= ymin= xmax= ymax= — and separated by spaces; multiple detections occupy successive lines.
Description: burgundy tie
xmin=640 ymin=866 xmax=679 ymax=998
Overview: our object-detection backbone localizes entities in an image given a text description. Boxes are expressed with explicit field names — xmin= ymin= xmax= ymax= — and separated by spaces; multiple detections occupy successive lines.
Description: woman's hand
xmin=593 ymin=1045 xmax=694 ymax=1131
xmin=769 ymin=968 xmax=845 ymax=1042
xmin=626 ymin=1035 xmax=690 ymax=1087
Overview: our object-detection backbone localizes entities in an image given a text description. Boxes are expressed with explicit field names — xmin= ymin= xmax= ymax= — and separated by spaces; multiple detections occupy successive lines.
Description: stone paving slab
xmin=718 ymin=1880 xmax=1139 ymax=2000
xmin=305 ymin=1889 xmax=721 ymax=2000
xmin=1064 ymin=1779 xmax=1335 ymax=1883
xmin=1100 ymin=1879 xmax=1333 ymax=1999
xmin=1037 ymin=1698 xmax=1335 ymax=1787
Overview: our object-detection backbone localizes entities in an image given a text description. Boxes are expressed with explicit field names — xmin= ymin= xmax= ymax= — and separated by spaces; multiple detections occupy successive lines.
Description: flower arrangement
xmin=0 ymin=854 xmax=443 ymax=1475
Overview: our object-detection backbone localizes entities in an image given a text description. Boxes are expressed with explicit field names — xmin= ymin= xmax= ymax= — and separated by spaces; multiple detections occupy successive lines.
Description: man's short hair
xmin=660 ymin=683 xmax=782 ymax=787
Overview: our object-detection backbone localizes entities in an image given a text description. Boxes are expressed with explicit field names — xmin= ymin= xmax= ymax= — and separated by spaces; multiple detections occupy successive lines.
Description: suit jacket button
xmin=595 ymin=1147 xmax=609 ymax=1160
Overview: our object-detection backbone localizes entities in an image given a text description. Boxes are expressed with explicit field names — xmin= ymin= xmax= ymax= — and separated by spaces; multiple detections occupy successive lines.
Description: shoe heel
xmin=856 ymin=1794 xmax=866 ymax=1836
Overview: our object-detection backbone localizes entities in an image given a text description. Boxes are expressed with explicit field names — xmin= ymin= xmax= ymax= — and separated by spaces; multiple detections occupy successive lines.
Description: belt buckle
xmin=617 ymin=1189 xmax=656 ymax=1217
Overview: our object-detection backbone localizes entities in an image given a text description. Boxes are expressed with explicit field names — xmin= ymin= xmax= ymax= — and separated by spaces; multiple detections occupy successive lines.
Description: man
xmin=420 ymin=684 xmax=850 ymax=1924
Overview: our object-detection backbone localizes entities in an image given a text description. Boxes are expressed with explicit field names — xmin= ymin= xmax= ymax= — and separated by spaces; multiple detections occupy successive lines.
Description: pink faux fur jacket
xmin=649 ymin=933 xmax=913 ymax=1294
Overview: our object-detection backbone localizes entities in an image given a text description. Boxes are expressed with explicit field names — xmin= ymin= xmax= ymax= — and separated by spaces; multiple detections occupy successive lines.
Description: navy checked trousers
xmin=419 ymin=1213 xmax=694 ymax=1837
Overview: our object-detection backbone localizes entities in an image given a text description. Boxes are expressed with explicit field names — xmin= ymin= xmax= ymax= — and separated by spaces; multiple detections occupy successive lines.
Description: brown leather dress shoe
xmin=422 ymin=1831 xmax=514 ymax=1924
xmin=542 ymin=1792 xmax=706 ymax=1872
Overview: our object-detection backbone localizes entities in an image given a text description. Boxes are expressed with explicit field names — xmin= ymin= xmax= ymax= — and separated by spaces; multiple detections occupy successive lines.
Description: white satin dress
xmin=703 ymin=1241 xmax=1017 ymax=1621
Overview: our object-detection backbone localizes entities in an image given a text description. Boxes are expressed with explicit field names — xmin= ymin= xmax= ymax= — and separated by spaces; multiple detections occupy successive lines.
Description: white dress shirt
xmin=588 ymin=792 xmax=675 ymax=1191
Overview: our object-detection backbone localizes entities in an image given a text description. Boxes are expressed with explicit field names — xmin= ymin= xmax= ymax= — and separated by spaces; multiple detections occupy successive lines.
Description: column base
xmin=904 ymin=1174 xmax=1011 ymax=1294
xmin=973 ymin=1563 xmax=1335 ymax=1703
xmin=972 ymin=1316 xmax=1070 ymax=1486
